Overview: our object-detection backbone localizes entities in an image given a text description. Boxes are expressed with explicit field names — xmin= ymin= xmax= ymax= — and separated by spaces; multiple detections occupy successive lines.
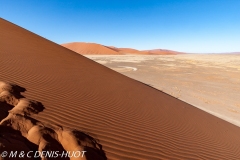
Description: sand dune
xmin=62 ymin=43 xmax=180 ymax=55
xmin=62 ymin=42 xmax=121 ymax=55
xmin=1 ymin=18 xmax=240 ymax=160
xmin=144 ymin=49 xmax=182 ymax=55
xmin=117 ymin=48 xmax=149 ymax=55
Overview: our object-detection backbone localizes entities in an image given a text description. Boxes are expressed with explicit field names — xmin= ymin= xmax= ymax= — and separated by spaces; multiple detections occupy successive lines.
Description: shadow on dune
xmin=0 ymin=101 xmax=14 ymax=121
xmin=0 ymin=81 xmax=107 ymax=160
xmin=7 ymin=83 xmax=26 ymax=99
xmin=72 ymin=130 xmax=107 ymax=160
xmin=84 ymin=146 xmax=107 ymax=160
xmin=0 ymin=126 xmax=40 ymax=160
xmin=0 ymin=83 xmax=45 ymax=120
xmin=41 ymin=132 xmax=70 ymax=160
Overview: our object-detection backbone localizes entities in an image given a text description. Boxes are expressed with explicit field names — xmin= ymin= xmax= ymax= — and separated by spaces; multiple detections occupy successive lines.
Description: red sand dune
xmin=62 ymin=42 xmax=182 ymax=55
xmin=117 ymin=48 xmax=149 ymax=55
xmin=1 ymin=18 xmax=240 ymax=160
xmin=144 ymin=49 xmax=183 ymax=55
xmin=62 ymin=42 xmax=121 ymax=55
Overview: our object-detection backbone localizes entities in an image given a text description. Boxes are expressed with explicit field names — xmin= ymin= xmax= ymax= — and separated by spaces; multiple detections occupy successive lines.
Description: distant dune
xmin=62 ymin=42 xmax=121 ymax=55
xmin=2 ymin=18 xmax=240 ymax=160
xmin=62 ymin=42 xmax=182 ymax=55
xmin=117 ymin=48 xmax=150 ymax=54
xmin=144 ymin=49 xmax=183 ymax=55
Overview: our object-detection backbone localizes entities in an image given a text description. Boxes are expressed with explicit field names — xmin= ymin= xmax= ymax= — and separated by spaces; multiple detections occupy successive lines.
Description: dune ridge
xmin=61 ymin=42 xmax=180 ymax=55
xmin=1 ymin=18 xmax=240 ymax=160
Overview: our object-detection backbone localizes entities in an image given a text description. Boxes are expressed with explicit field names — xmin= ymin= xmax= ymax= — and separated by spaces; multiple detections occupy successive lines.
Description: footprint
xmin=0 ymin=81 xmax=107 ymax=160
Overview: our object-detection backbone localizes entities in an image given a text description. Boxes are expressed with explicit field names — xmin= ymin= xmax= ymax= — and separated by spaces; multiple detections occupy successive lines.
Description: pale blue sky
xmin=1 ymin=0 xmax=240 ymax=53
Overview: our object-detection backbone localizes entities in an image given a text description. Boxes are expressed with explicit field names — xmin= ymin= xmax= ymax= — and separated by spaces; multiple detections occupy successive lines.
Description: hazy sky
xmin=1 ymin=0 xmax=240 ymax=53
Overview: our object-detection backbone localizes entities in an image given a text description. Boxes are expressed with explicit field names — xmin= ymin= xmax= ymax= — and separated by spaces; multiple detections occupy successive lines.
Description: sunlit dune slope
xmin=1 ymin=18 xmax=240 ymax=160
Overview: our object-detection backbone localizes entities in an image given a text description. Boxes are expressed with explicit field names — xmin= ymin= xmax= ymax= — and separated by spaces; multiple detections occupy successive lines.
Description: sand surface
xmin=1 ymin=18 xmax=240 ymax=160
xmin=87 ymin=54 xmax=240 ymax=127
xmin=143 ymin=49 xmax=182 ymax=55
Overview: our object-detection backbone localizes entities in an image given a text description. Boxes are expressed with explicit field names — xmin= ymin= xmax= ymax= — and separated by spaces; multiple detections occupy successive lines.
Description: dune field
xmin=1 ymin=18 xmax=240 ymax=160
xmin=62 ymin=42 xmax=180 ymax=55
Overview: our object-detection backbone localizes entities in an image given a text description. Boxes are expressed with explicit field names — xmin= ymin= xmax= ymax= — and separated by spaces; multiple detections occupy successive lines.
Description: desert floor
xmin=87 ymin=54 xmax=240 ymax=127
